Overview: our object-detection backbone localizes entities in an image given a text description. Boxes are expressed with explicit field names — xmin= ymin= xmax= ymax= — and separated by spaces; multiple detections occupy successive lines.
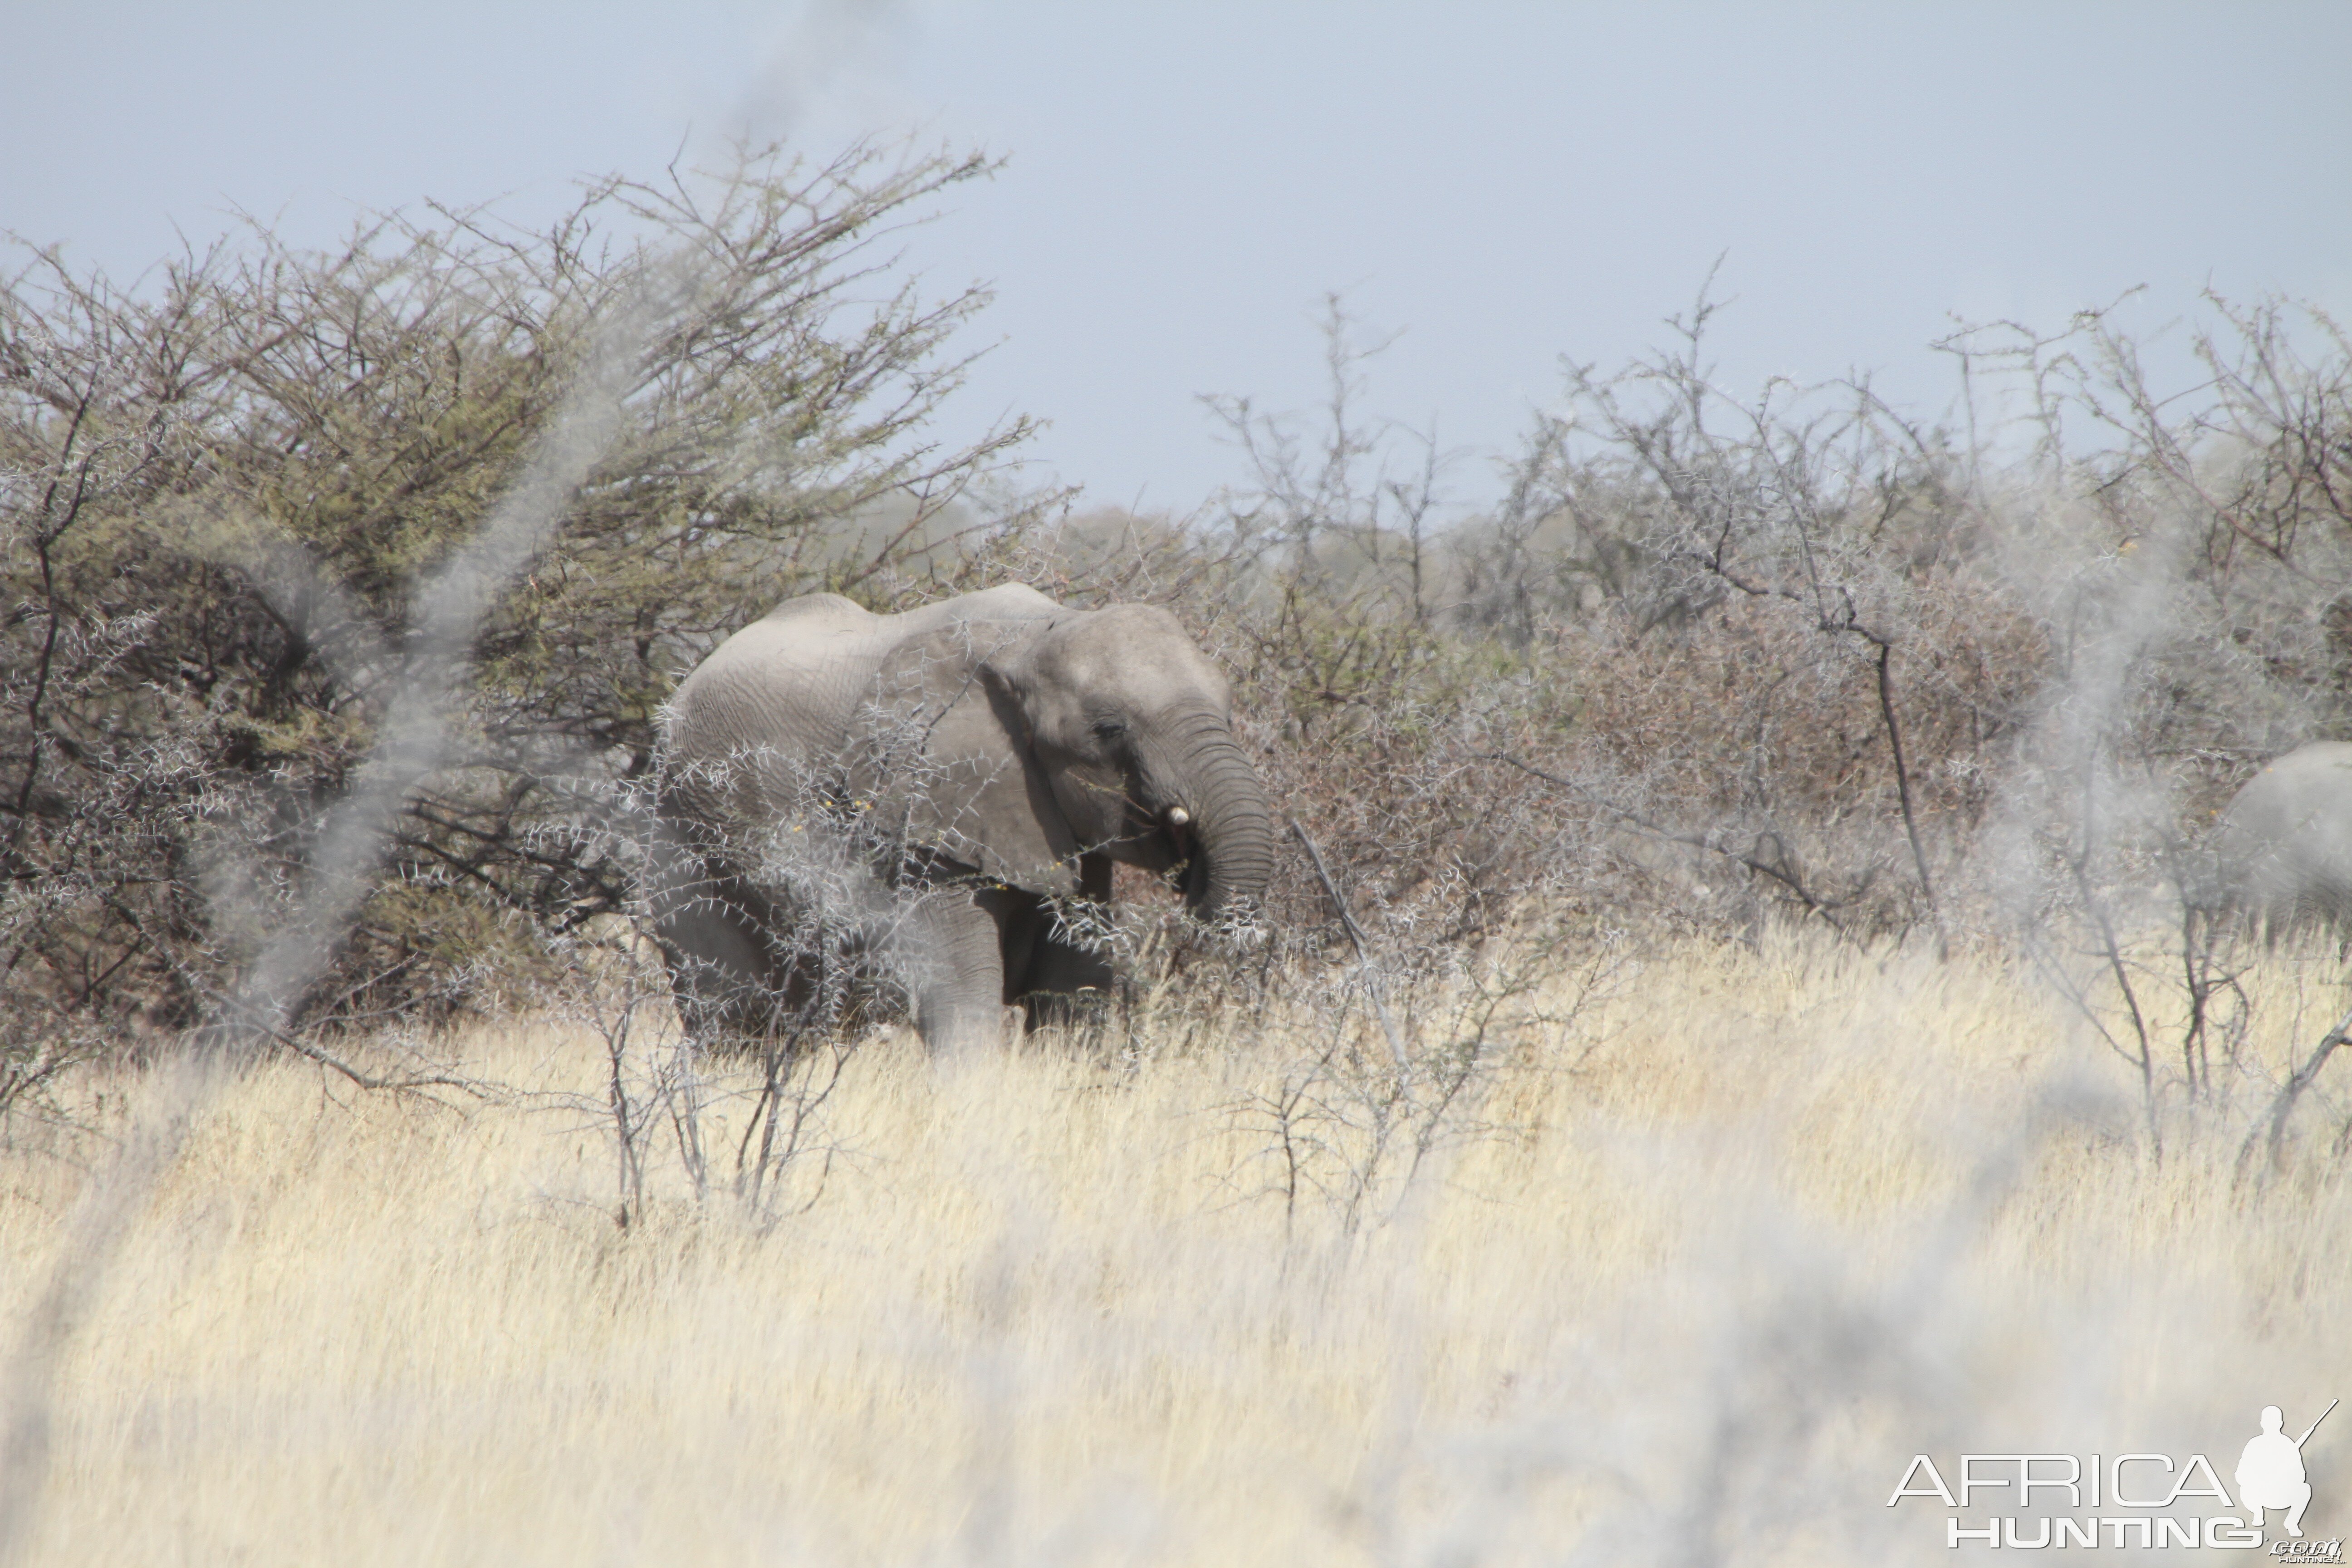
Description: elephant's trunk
xmin=1150 ymin=710 xmax=1276 ymax=920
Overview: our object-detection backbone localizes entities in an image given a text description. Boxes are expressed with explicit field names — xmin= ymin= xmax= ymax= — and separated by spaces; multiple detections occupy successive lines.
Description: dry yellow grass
xmin=5 ymin=934 xmax=2350 ymax=1565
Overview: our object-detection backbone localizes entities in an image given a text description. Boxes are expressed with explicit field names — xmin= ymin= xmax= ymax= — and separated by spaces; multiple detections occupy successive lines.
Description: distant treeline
xmin=6 ymin=141 xmax=2349 ymax=1111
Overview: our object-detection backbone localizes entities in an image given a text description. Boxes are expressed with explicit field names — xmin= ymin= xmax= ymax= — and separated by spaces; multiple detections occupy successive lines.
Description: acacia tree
xmin=0 ymin=140 xmax=1048 ymax=1088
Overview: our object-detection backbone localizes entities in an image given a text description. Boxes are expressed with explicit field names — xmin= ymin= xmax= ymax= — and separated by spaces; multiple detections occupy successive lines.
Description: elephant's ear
xmin=848 ymin=618 xmax=1081 ymax=895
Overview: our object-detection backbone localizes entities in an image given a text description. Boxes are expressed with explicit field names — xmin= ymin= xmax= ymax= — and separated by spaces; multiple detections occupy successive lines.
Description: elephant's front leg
xmin=1012 ymin=903 xmax=1115 ymax=1029
xmin=1019 ymin=938 xmax=1116 ymax=1031
xmin=974 ymin=875 xmax=1115 ymax=1033
xmin=1024 ymin=852 xmax=1117 ymax=1027
xmin=901 ymin=886 xmax=1019 ymax=1054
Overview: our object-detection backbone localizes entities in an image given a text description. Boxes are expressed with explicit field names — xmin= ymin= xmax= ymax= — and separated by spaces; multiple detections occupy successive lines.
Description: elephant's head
xmin=981 ymin=604 xmax=1274 ymax=917
xmin=858 ymin=598 xmax=1275 ymax=920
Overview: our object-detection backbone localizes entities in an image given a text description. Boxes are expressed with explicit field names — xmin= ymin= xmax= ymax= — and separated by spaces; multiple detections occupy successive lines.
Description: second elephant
xmin=2213 ymin=740 xmax=2352 ymax=936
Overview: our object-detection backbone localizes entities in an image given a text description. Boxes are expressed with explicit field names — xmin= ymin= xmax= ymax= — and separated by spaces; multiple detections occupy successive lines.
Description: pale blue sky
xmin=6 ymin=1 xmax=2347 ymax=511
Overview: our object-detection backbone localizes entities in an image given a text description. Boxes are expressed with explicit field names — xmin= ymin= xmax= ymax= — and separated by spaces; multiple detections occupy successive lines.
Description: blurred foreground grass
xmin=5 ymin=933 xmax=2349 ymax=1565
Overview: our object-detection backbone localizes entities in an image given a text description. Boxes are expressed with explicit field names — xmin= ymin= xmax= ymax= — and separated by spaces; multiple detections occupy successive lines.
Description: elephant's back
xmin=720 ymin=584 xmax=1061 ymax=661
xmin=668 ymin=598 xmax=887 ymax=760
xmin=2224 ymin=743 xmax=2352 ymax=835
xmin=755 ymin=591 xmax=871 ymax=629
xmin=666 ymin=584 xmax=1065 ymax=757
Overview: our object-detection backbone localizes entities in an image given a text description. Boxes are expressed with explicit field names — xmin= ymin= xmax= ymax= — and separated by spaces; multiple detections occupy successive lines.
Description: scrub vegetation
xmin=0 ymin=140 xmax=1047 ymax=1088
xmin=5 ymin=143 xmax=2352 ymax=1563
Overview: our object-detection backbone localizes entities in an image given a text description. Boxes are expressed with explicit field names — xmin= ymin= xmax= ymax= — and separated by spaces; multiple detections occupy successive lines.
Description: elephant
xmin=647 ymin=583 xmax=1276 ymax=1053
xmin=2212 ymin=741 xmax=2352 ymax=937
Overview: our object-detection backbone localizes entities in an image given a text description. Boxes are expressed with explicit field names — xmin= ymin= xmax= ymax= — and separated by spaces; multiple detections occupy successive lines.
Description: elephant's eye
xmin=1090 ymin=718 xmax=1127 ymax=744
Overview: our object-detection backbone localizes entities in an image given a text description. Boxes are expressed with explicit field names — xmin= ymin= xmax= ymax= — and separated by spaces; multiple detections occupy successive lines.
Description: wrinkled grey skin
xmin=2213 ymin=741 xmax=2352 ymax=937
xmin=650 ymin=584 xmax=1276 ymax=1052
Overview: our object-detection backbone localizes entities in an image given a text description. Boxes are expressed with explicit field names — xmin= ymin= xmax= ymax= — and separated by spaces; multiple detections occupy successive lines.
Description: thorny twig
xmin=1289 ymin=816 xmax=1407 ymax=1071
xmin=2244 ymin=1001 xmax=2352 ymax=1178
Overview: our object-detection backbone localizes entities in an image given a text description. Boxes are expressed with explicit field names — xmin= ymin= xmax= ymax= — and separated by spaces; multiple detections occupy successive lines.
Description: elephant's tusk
xmin=1165 ymin=806 xmax=1191 ymax=828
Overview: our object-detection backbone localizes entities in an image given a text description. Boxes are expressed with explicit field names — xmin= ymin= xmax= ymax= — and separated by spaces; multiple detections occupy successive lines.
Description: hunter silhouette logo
xmin=1887 ymin=1398 xmax=2338 ymax=1551
xmin=2241 ymin=1400 xmax=2333 ymax=1540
